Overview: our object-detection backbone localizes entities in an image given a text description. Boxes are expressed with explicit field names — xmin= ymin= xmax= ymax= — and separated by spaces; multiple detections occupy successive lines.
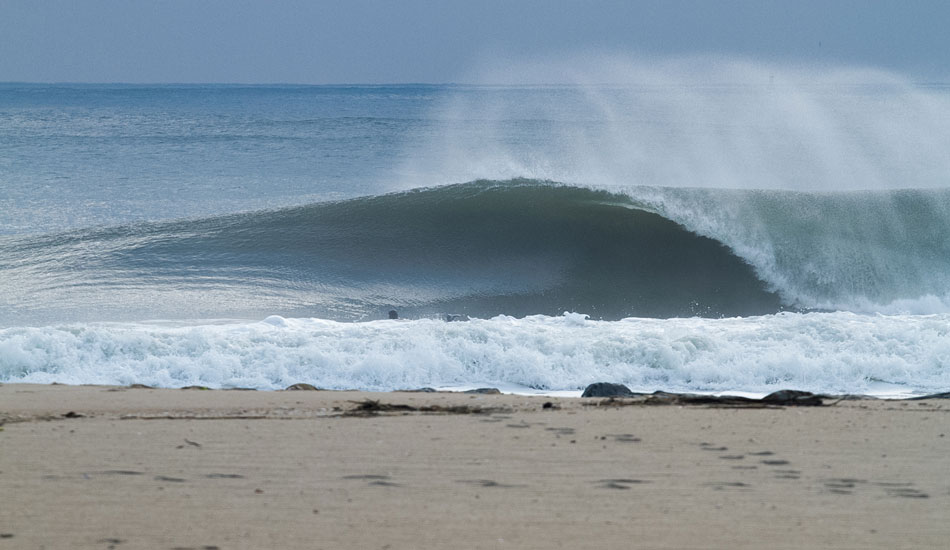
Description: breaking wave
xmin=2 ymin=179 xmax=949 ymax=326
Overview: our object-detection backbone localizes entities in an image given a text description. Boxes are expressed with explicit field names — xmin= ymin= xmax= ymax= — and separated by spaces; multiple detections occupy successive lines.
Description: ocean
xmin=2 ymin=71 xmax=949 ymax=396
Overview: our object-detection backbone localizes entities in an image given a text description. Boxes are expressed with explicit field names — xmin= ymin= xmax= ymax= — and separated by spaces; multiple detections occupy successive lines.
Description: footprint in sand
xmin=820 ymin=478 xmax=929 ymax=498
xmin=506 ymin=421 xmax=532 ymax=429
xmin=154 ymin=475 xmax=186 ymax=483
xmin=702 ymin=481 xmax=750 ymax=490
xmin=368 ymin=480 xmax=400 ymax=487
xmin=822 ymin=478 xmax=865 ymax=494
xmin=606 ymin=433 xmax=641 ymax=443
xmin=342 ymin=474 xmax=400 ymax=487
xmin=457 ymin=479 xmax=522 ymax=488
xmin=596 ymin=478 xmax=651 ymax=490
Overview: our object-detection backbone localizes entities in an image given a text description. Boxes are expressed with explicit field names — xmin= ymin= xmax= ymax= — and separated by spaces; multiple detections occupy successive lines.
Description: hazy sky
xmin=1 ymin=0 xmax=947 ymax=83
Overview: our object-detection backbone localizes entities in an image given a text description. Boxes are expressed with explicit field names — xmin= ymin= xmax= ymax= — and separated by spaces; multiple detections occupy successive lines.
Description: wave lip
xmin=624 ymin=184 xmax=950 ymax=314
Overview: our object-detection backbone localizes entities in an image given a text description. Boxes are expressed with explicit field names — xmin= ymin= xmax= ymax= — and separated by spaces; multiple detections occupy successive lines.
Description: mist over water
xmin=403 ymin=56 xmax=950 ymax=192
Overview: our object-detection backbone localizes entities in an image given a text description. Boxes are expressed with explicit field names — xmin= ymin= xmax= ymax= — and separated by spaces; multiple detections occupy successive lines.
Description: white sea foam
xmin=1 ymin=312 xmax=947 ymax=395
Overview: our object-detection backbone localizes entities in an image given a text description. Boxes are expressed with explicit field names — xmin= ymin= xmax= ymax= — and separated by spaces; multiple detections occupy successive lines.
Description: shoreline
xmin=2 ymin=383 xmax=948 ymax=548
xmin=1 ymin=379 xmax=941 ymax=403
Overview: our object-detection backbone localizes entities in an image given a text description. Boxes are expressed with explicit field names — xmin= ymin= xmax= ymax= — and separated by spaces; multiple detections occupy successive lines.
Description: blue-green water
xmin=0 ymin=83 xmax=447 ymax=234
xmin=1 ymin=79 xmax=949 ymax=394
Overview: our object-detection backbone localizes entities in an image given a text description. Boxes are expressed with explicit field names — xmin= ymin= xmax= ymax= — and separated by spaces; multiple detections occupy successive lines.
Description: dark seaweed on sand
xmin=344 ymin=399 xmax=508 ymax=417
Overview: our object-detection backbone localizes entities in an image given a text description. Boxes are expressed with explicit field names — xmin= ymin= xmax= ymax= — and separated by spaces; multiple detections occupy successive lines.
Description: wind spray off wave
xmin=406 ymin=57 xmax=950 ymax=192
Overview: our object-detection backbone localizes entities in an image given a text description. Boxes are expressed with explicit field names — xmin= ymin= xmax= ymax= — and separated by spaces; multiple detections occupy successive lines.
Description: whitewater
xmin=3 ymin=313 xmax=948 ymax=396
xmin=2 ymin=58 xmax=949 ymax=396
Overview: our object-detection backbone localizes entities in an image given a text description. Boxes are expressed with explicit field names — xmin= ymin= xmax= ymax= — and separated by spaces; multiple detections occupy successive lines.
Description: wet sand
xmin=1 ymin=383 xmax=948 ymax=549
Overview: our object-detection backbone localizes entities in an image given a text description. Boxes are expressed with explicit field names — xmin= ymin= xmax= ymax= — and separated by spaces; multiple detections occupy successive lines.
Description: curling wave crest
xmin=3 ymin=180 xmax=949 ymax=326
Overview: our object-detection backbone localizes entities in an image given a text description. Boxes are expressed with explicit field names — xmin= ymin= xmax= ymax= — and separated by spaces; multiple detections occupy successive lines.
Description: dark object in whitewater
xmin=388 ymin=310 xmax=399 ymax=319
xmin=581 ymin=382 xmax=638 ymax=398
xmin=761 ymin=390 xmax=823 ymax=406
xmin=445 ymin=314 xmax=469 ymax=322
xmin=285 ymin=383 xmax=322 ymax=391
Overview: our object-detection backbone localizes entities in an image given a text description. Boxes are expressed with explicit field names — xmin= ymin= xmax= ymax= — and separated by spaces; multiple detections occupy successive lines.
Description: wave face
xmin=2 ymin=313 xmax=948 ymax=395
xmin=0 ymin=180 xmax=782 ymax=325
xmin=2 ymin=179 xmax=949 ymax=326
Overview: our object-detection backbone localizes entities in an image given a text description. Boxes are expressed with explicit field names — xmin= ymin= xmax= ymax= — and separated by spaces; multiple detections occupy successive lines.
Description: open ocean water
xmin=2 ymin=65 xmax=949 ymax=396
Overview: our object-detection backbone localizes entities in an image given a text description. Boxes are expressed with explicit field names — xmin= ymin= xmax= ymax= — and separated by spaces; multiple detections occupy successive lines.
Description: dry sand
xmin=1 ymin=383 xmax=948 ymax=549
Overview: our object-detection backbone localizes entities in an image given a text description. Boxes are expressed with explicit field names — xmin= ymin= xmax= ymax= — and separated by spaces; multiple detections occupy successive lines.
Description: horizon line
xmin=4 ymin=80 xmax=950 ymax=88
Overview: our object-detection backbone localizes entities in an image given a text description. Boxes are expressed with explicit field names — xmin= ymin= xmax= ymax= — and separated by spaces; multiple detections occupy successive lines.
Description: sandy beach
xmin=1 ymin=383 xmax=948 ymax=549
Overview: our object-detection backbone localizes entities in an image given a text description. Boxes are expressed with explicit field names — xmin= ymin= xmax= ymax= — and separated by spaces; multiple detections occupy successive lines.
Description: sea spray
xmin=405 ymin=56 xmax=950 ymax=192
